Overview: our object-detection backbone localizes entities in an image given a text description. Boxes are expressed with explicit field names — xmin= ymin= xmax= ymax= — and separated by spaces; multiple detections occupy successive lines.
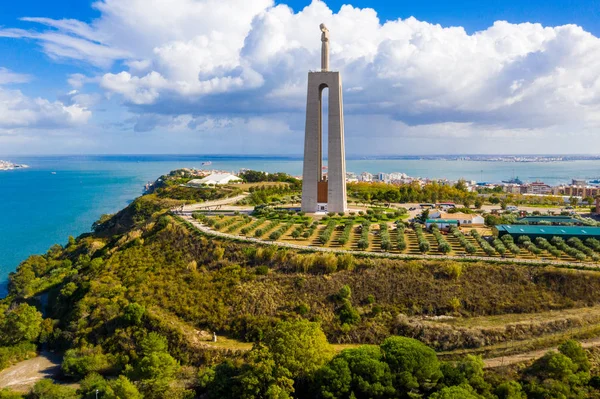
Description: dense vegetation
xmin=4 ymin=179 xmax=600 ymax=397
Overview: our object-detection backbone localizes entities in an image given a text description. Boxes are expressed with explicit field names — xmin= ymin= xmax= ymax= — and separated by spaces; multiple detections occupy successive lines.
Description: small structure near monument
xmin=188 ymin=173 xmax=242 ymax=186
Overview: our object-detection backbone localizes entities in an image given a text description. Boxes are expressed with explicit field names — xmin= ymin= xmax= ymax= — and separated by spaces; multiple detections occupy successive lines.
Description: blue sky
xmin=1 ymin=0 xmax=600 ymax=155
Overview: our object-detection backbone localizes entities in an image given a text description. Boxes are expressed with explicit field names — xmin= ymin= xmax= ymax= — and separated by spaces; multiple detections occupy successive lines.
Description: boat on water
xmin=502 ymin=176 xmax=523 ymax=185
xmin=202 ymin=161 xmax=212 ymax=166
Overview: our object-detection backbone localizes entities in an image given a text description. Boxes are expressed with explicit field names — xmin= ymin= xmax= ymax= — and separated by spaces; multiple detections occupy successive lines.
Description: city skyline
xmin=2 ymin=0 xmax=600 ymax=155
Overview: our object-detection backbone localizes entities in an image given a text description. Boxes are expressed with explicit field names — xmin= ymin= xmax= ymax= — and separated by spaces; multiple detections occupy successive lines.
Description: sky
xmin=1 ymin=0 xmax=600 ymax=155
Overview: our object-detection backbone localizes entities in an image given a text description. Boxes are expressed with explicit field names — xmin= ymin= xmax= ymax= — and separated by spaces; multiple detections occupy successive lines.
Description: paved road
xmin=178 ymin=214 xmax=600 ymax=270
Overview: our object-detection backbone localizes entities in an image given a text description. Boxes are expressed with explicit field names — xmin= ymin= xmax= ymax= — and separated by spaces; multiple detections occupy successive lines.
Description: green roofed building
xmin=494 ymin=224 xmax=600 ymax=240
xmin=516 ymin=216 xmax=581 ymax=225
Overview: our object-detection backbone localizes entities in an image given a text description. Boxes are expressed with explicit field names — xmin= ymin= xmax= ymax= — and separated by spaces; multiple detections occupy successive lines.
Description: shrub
xmin=255 ymin=266 xmax=269 ymax=275
xmin=338 ymin=221 xmax=354 ymax=245
xmin=492 ymin=239 xmax=506 ymax=256
xmin=357 ymin=221 xmax=371 ymax=250
xmin=414 ymin=225 xmax=430 ymax=253
xmin=318 ymin=220 xmax=338 ymax=245
xmin=396 ymin=224 xmax=406 ymax=251
xmin=62 ymin=346 xmax=116 ymax=378
xmin=337 ymin=254 xmax=355 ymax=271
xmin=379 ymin=223 xmax=392 ymax=251
xmin=432 ymin=227 xmax=451 ymax=253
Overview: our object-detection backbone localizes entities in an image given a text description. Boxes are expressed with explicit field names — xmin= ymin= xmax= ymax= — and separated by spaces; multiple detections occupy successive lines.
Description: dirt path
xmin=0 ymin=352 xmax=62 ymax=392
xmin=181 ymin=194 xmax=250 ymax=211
xmin=484 ymin=337 xmax=600 ymax=368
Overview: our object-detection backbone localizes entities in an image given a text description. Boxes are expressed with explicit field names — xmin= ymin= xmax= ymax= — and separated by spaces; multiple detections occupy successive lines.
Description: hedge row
xmin=470 ymin=230 xmax=495 ymax=256
xmin=450 ymin=227 xmax=477 ymax=254
xmin=357 ymin=221 xmax=371 ymax=250
xmin=396 ymin=223 xmax=406 ymax=251
xmin=431 ymin=225 xmax=451 ymax=253
xmin=414 ymin=225 xmax=430 ymax=253
xmin=379 ymin=223 xmax=392 ymax=251
xmin=338 ymin=220 xmax=354 ymax=245
xmin=318 ymin=220 xmax=338 ymax=245
xmin=269 ymin=222 xmax=294 ymax=241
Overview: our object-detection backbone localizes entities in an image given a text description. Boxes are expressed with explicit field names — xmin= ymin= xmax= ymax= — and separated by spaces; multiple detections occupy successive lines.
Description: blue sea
xmin=1 ymin=154 xmax=600 ymax=296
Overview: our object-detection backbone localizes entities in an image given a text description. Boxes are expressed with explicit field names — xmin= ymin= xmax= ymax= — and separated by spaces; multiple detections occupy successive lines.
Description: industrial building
xmin=494 ymin=224 xmax=600 ymax=240
xmin=516 ymin=216 xmax=582 ymax=225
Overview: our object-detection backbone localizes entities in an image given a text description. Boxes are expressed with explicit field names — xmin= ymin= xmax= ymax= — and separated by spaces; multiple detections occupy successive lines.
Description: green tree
xmin=316 ymin=345 xmax=395 ymax=399
xmin=31 ymin=379 xmax=78 ymax=399
xmin=78 ymin=373 xmax=109 ymax=398
xmin=263 ymin=320 xmax=334 ymax=377
xmin=106 ymin=376 xmax=143 ymax=399
xmin=123 ymin=303 xmax=146 ymax=326
xmin=380 ymin=336 xmax=442 ymax=395
xmin=140 ymin=332 xmax=168 ymax=356
xmin=558 ymin=340 xmax=590 ymax=372
xmin=235 ymin=345 xmax=294 ymax=399
xmin=137 ymin=351 xmax=179 ymax=381
xmin=1 ymin=303 xmax=43 ymax=345
xmin=495 ymin=381 xmax=526 ymax=399
xmin=429 ymin=385 xmax=481 ymax=399
xmin=474 ymin=198 xmax=483 ymax=209
xmin=62 ymin=346 xmax=116 ymax=378
xmin=0 ymin=390 xmax=24 ymax=399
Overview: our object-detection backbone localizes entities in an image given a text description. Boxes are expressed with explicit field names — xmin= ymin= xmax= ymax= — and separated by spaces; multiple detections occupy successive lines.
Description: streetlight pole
xmin=96 ymin=389 xmax=99 ymax=399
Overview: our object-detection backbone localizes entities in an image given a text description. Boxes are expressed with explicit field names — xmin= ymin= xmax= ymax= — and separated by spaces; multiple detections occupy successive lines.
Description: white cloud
xmin=0 ymin=68 xmax=31 ymax=85
xmin=3 ymin=0 xmax=600 ymax=153
xmin=0 ymin=86 xmax=91 ymax=130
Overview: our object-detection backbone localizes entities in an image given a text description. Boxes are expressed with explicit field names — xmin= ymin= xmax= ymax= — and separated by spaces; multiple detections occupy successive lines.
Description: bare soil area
xmin=0 ymin=352 xmax=64 ymax=392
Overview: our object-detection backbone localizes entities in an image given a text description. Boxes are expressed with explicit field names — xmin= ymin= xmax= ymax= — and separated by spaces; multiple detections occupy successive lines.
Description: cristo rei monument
xmin=301 ymin=24 xmax=348 ymax=214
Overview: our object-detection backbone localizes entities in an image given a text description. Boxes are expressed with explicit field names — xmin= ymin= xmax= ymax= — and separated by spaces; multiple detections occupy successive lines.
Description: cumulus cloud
xmin=0 ymin=87 xmax=91 ymax=129
xmin=3 ymin=0 xmax=600 ymax=152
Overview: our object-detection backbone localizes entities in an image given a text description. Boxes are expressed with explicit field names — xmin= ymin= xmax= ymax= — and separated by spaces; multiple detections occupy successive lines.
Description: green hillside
xmin=2 ymin=175 xmax=600 ymax=398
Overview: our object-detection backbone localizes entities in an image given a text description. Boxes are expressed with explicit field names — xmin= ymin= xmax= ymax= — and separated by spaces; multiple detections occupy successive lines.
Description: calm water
xmin=0 ymin=154 xmax=599 ymax=295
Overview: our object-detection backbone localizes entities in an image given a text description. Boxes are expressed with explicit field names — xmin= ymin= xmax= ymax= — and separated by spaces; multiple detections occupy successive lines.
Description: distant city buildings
xmin=0 ymin=160 xmax=28 ymax=170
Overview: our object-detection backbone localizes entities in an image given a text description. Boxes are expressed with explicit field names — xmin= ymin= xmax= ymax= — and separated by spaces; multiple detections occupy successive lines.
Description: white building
xmin=428 ymin=211 xmax=485 ymax=226
xmin=187 ymin=173 xmax=242 ymax=186
xmin=360 ymin=172 xmax=374 ymax=182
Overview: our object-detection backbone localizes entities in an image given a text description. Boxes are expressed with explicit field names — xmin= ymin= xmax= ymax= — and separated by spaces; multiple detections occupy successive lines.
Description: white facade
xmin=188 ymin=173 xmax=242 ymax=186
xmin=428 ymin=211 xmax=485 ymax=226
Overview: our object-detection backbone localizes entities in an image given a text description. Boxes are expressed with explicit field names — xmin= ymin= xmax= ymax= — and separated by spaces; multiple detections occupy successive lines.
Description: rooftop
xmin=517 ymin=216 xmax=580 ymax=224
xmin=496 ymin=224 xmax=600 ymax=237
xmin=426 ymin=219 xmax=458 ymax=224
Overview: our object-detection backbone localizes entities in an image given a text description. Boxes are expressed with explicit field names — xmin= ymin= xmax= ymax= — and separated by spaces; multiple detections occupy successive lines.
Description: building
xmin=360 ymin=172 xmax=374 ymax=182
xmin=187 ymin=173 xmax=242 ymax=186
xmin=494 ymin=225 xmax=600 ymax=240
xmin=572 ymin=179 xmax=587 ymax=186
xmin=516 ymin=216 xmax=581 ymax=225
xmin=428 ymin=210 xmax=485 ymax=226
xmin=522 ymin=181 xmax=552 ymax=195
xmin=301 ymin=24 xmax=347 ymax=213
xmin=553 ymin=185 xmax=600 ymax=199
xmin=425 ymin=219 xmax=458 ymax=229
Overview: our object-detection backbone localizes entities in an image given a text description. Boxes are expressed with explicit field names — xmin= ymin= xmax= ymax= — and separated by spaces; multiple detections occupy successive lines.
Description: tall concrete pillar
xmin=301 ymin=24 xmax=347 ymax=213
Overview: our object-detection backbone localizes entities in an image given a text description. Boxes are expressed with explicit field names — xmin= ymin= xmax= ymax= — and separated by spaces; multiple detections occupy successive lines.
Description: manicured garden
xmin=192 ymin=208 xmax=600 ymax=262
